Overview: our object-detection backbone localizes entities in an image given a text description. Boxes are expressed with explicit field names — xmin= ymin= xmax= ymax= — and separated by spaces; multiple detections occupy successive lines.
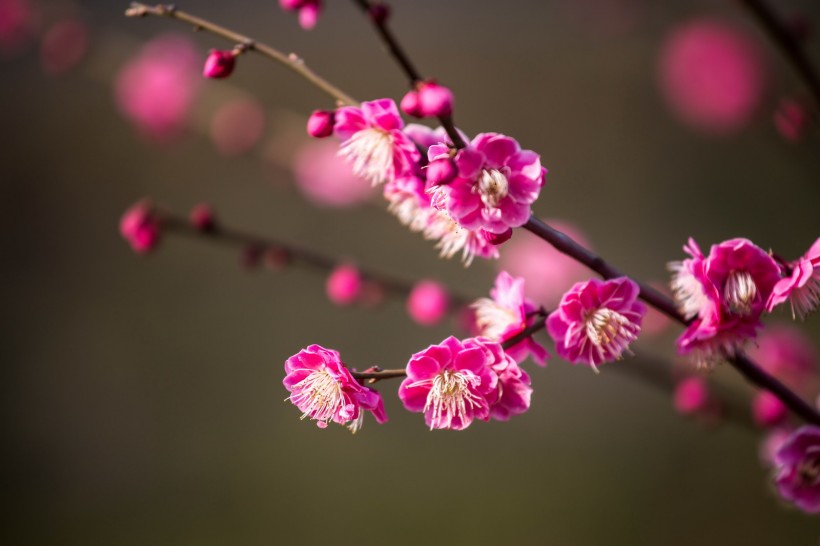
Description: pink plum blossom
xmin=283 ymin=344 xmax=387 ymax=432
xmin=499 ymin=219 xmax=591 ymax=307
xmin=279 ymin=0 xmax=322 ymax=30
xmin=293 ymin=139 xmax=375 ymax=208
xmin=773 ymin=425 xmax=820 ymax=513
xmin=398 ymin=336 xmax=500 ymax=430
xmin=547 ymin=277 xmax=645 ymax=370
xmin=747 ymin=326 xmax=817 ymax=387
xmin=326 ymin=265 xmax=363 ymax=305
xmin=480 ymin=339 xmax=533 ymax=422
xmin=114 ymin=34 xmax=200 ymax=140
xmin=120 ymin=200 xmax=161 ymax=254
xmin=673 ymin=376 xmax=710 ymax=416
xmin=407 ymin=280 xmax=450 ymax=326
xmin=760 ymin=427 xmax=793 ymax=467
xmin=209 ymin=98 xmax=265 ymax=156
xmin=334 ymin=98 xmax=420 ymax=185
xmin=753 ymin=391 xmax=788 ymax=428
xmin=472 ymin=271 xmax=549 ymax=366
xmin=658 ymin=19 xmax=766 ymax=135
xmin=429 ymin=133 xmax=545 ymax=234
xmin=670 ymin=238 xmax=780 ymax=367
xmin=767 ymin=237 xmax=820 ymax=320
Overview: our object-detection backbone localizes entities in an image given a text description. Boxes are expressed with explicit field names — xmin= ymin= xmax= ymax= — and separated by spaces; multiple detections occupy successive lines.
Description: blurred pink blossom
xmin=753 ymin=391 xmax=788 ymax=428
xmin=673 ymin=376 xmax=710 ymax=416
xmin=292 ymin=139 xmax=375 ymax=208
xmin=406 ymin=280 xmax=450 ymax=326
xmin=40 ymin=18 xmax=88 ymax=76
xmin=114 ymin=34 xmax=200 ymax=141
xmin=120 ymin=200 xmax=161 ymax=254
xmin=498 ymin=219 xmax=591 ymax=308
xmin=747 ymin=326 xmax=817 ymax=387
xmin=658 ymin=19 xmax=767 ymax=135
xmin=0 ymin=0 xmax=37 ymax=58
xmin=209 ymin=98 xmax=266 ymax=156
xmin=326 ymin=264 xmax=363 ymax=306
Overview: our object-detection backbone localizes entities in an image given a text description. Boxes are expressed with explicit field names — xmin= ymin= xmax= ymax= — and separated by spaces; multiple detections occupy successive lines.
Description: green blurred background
xmin=2 ymin=0 xmax=819 ymax=544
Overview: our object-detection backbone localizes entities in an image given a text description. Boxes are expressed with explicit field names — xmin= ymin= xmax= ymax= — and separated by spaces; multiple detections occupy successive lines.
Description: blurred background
xmin=2 ymin=0 xmax=819 ymax=544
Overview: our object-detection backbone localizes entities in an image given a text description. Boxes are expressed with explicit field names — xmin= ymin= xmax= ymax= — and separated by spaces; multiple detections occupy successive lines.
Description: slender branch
xmin=738 ymin=0 xmax=820 ymax=106
xmin=348 ymin=0 xmax=466 ymax=148
xmin=125 ymin=3 xmax=358 ymax=106
xmin=523 ymin=216 xmax=820 ymax=426
xmin=160 ymin=212 xmax=473 ymax=307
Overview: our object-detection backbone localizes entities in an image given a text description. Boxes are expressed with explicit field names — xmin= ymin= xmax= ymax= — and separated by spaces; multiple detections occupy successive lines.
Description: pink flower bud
xmin=418 ymin=81 xmax=454 ymax=117
xmin=426 ymin=156 xmax=457 ymax=185
xmin=400 ymin=89 xmax=423 ymax=118
xmin=407 ymin=280 xmax=450 ymax=326
xmin=369 ymin=3 xmax=390 ymax=25
xmin=189 ymin=203 xmax=215 ymax=232
xmin=120 ymin=200 xmax=161 ymax=254
xmin=326 ymin=265 xmax=363 ymax=305
xmin=481 ymin=228 xmax=513 ymax=246
xmin=279 ymin=0 xmax=306 ymax=11
xmin=203 ymin=49 xmax=236 ymax=79
xmin=298 ymin=1 xmax=321 ymax=30
xmin=674 ymin=376 xmax=710 ymax=415
xmin=753 ymin=391 xmax=788 ymax=428
xmin=306 ymin=109 xmax=335 ymax=138
xmin=263 ymin=247 xmax=290 ymax=270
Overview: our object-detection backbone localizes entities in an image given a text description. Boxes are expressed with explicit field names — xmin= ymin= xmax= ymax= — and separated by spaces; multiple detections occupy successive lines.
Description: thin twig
xmin=738 ymin=0 xmax=820 ymax=106
xmin=161 ymin=213 xmax=473 ymax=306
xmin=126 ymin=3 xmax=358 ymax=106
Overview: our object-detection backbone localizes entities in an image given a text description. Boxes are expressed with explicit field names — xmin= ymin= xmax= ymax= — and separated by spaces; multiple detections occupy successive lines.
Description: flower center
xmin=477 ymin=168 xmax=509 ymax=207
xmin=668 ymin=261 xmax=707 ymax=319
xmin=338 ymin=127 xmax=394 ymax=185
xmin=797 ymin=452 xmax=820 ymax=487
xmin=585 ymin=308 xmax=639 ymax=351
xmin=289 ymin=369 xmax=345 ymax=425
xmin=423 ymin=370 xmax=482 ymax=429
xmin=473 ymin=298 xmax=520 ymax=340
xmin=724 ymin=270 xmax=758 ymax=316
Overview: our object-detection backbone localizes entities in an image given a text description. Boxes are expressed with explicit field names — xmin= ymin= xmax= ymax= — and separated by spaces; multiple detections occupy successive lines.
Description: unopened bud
xmin=306 ymin=109 xmax=335 ymax=138
xmin=203 ymin=49 xmax=236 ymax=79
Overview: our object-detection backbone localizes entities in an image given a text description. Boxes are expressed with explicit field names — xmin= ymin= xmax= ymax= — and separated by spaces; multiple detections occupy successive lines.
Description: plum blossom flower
xmin=472 ymin=271 xmax=549 ymax=366
xmin=120 ymin=200 xmax=162 ymax=254
xmin=334 ymin=98 xmax=421 ymax=186
xmin=767 ymin=237 xmax=820 ymax=320
xmin=283 ymin=345 xmax=387 ymax=433
xmin=398 ymin=336 xmax=500 ymax=430
xmin=547 ymin=277 xmax=645 ymax=370
xmin=429 ymin=133 xmax=545 ymax=234
xmin=279 ymin=0 xmax=322 ymax=30
xmin=773 ymin=426 xmax=820 ymax=513
xmin=670 ymin=238 xmax=780 ymax=367
xmin=479 ymin=339 xmax=532 ymax=422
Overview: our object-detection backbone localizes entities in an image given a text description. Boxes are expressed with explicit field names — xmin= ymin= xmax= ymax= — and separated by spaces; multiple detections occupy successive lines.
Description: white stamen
xmin=473 ymin=297 xmax=519 ymax=339
xmin=477 ymin=168 xmax=510 ymax=207
xmin=415 ymin=370 xmax=483 ymax=430
xmin=584 ymin=308 xmax=639 ymax=361
xmin=338 ymin=128 xmax=394 ymax=185
xmin=288 ymin=369 xmax=345 ymax=427
xmin=790 ymin=274 xmax=820 ymax=321
xmin=724 ymin=270 xmax=758 ymax=316
xmin=668 ymin=260 xmax=707 ymax=319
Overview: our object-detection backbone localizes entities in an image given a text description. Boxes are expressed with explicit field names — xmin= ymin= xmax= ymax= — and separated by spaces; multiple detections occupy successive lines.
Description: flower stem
xmin=347 ymin=0 xmax=466 ymax=148
xmin=125 ymin=3 xmax=359 ymax=106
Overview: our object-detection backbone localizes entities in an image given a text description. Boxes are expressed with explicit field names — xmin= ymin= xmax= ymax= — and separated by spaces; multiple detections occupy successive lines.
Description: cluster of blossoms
xmin=669 ymin=237 xmax=819 ymax=368
xmin=306 ymin=98 xmax=547 ymax=266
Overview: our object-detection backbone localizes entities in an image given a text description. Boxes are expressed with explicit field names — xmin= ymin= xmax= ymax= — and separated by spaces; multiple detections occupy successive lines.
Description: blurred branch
xmin=125 ymin=3 xmax=358 ymax=106
xmin=160 ymin=212 xmax=473 ymax=306
xmin=738 ymin=0 xmax=820 ymax=106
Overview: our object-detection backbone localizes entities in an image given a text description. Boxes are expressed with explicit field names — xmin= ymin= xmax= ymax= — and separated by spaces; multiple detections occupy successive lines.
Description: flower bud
xmin=120 ymin=200 xmax=161 ymax=254
xmin=753 ymin=391 xmax=788 ymax=428
xmin=189 ymin=203 xmax=216 ymax=232
xmin=674 ymin=376 xmax=709 ymax=416
xmin=418 ymin=81 xmax=454 ymax=117
xmin=203 ymin=49 xmax=236 ymax=79
xmin=426 ymin=157 xmax=457 ymax=186
xmin=306 ymin=109 xmax=335 ymax=138
xmin=400 ymin=89 xmax=423 ymax=118
xmin=369 ymin=3 xmax=390 ymax=25
xmin=407 ymin=280 xmax=450 ymax=326
xmin=326 ymin=265 xmax=363 ymax=305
